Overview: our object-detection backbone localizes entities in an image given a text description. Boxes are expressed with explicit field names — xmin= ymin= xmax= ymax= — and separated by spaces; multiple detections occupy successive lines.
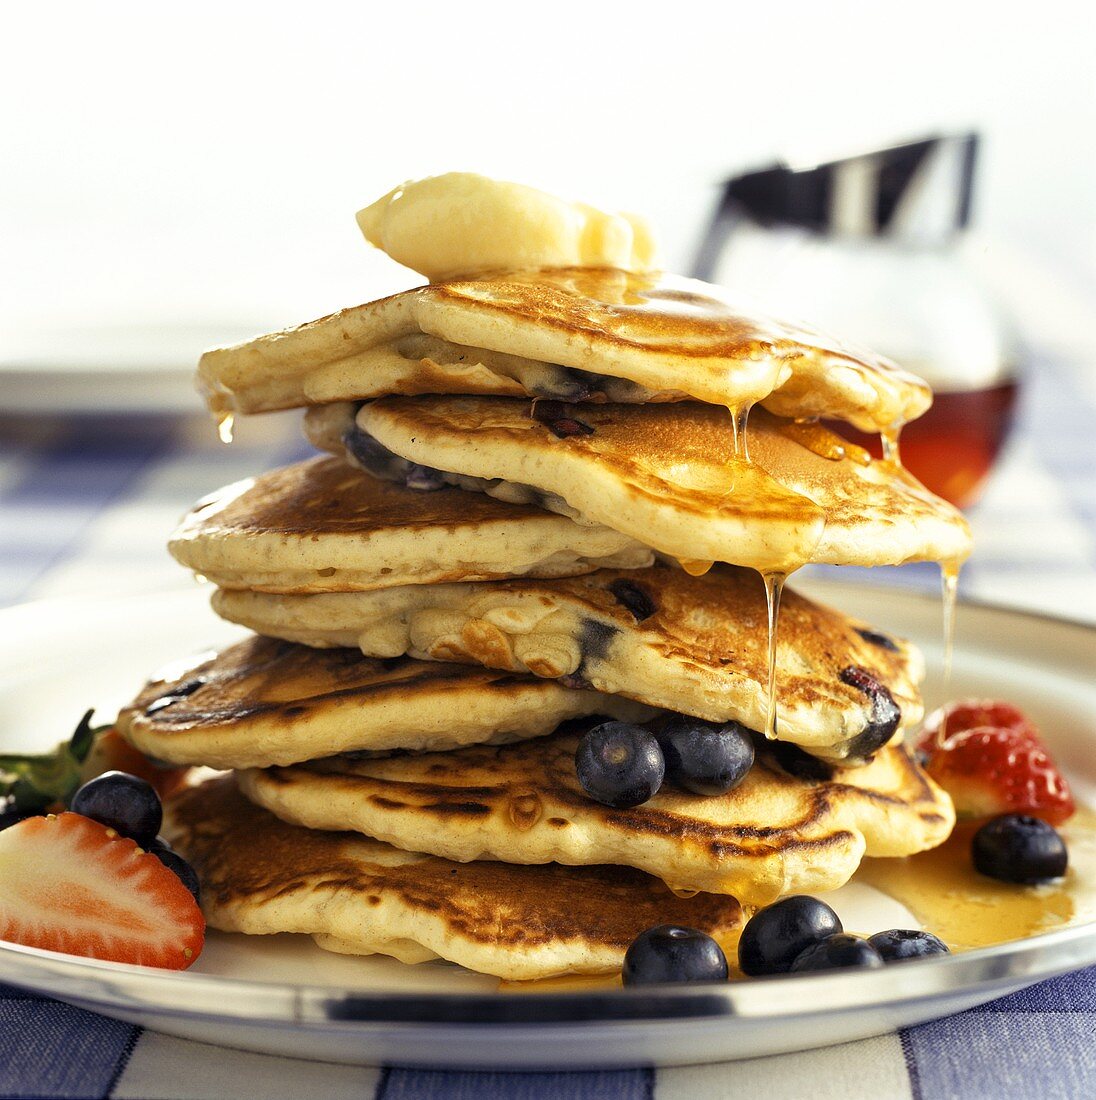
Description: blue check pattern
xmin=0 ymin=353 xmax=1094 ymax=1098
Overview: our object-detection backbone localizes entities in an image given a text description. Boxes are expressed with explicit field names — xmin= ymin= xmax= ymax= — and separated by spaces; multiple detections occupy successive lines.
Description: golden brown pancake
xmin=211 ymin=563 xmax=924 ymax=763
xmin=168 ymin=455 xmax=651 ymax=593
xmin=238 ymin=736 xmax=954 ymax=906
xmin=166 ymin=775 xmax=743 ymax=980
xmin=197 ymin=268 xmax=930 ymax=433
xmin=348 ymin=397 xmax=971 ymax=574
xmin=117 ymin=635 xmax=655 ymax=768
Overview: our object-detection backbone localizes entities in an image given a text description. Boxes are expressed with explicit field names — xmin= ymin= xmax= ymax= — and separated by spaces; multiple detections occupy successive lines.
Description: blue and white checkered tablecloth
xmin=1 ymin=353 xmax=1094 ymax=1098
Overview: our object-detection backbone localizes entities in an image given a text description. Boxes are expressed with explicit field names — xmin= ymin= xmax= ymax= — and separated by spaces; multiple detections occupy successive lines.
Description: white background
xmin=1 ymin=0 xmax=1093 ymax=361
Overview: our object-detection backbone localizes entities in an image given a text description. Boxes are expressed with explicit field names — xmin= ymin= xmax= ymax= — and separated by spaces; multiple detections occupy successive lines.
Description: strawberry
xmin=917 ymin=701 xmax=1074 ymax=825
xmin=920 ymin=699 xmax=1036 ymax=746
xmin=0 ymin=711 xmax=189 ymax=825
xmin=79 ymin=728 xmax=190 ymax=802
xmin=0 ymin=812 xmax=204 ymax=969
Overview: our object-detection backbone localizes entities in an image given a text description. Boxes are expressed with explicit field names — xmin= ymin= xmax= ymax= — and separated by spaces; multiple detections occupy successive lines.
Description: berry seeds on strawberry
xmin=0 ymin=812 xmax=204 ymax=969
xmin=916 ymin=700 xmax=1074 ymax=826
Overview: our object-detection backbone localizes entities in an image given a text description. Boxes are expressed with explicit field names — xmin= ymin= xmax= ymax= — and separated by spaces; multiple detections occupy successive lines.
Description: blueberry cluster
xmin=621 ymin=897 xmax=951 ymax=986
xmin=574 ymin=716 xmax=756 ymax=809
xmin=70 ymin=771 xmax=200 ymax=903
xmin=738 ymin=896 xmax=948 ymax=976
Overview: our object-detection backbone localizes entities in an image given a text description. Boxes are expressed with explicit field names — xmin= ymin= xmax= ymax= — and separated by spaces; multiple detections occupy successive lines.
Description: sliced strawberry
xmin=919 ymin=699 xmax=1037 ymax=747
xmin=80 ymin=728 xmax=190 ymax=801
xmin=0 ymin=812 xmax=204 ymax=969
xmin=918 ymin=723 xmax=1075 ymax=826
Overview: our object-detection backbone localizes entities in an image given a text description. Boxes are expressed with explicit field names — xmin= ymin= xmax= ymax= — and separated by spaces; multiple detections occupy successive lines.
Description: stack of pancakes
xmin=118 ymin=180 xmax=971 ymax=982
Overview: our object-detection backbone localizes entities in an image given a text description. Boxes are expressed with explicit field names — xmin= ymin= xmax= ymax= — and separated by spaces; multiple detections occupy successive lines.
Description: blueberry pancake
xmin=312 ymin=397 xmax=972 ymax=575
xmin=117 ymin=635 xmax=655 ymax=769
xmin=169 ymin=454 xmax=651 ymax=594
xmin=236 ymin=735 xmax=954 ymax=905
xmin=166 ymin=775 xmax=742 ymax=980
xmin=211 ymin=563 xmax=924 ymax=764
xmin=198 ymin=267 xmax=930 ymax=433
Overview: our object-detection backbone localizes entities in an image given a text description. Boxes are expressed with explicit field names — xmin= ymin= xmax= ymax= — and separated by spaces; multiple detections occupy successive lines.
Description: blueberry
xmin=839 ymin=666 xmax=902 ymax=757
xmin=738 ymin=895 xmax=843 ymax=976
xmin=531 ymin=400 xmax=596 ymax=438
xmin=790 ymin=933 xmax=884 ymax=972
xmin=972 ymin=814 xmax=1068 ymax=884
xmin=655 ymin=716 xmax=755 ymax=796
xmin=70 ymin=771 xmax=162 ymax=845
xmin=607 ymin=579 xmax=657 ymax=622
xmin=764 ymin=740 xmax=837 ymax=782
xmin=855 ymin=627 xmax=900 ymax=652
xmin=153 ymin=848 xmax=201 ymax=905
xmin=404 ymin=463 xmax=446 ymax=491
xmin=622 ymin=925 xmax=728 ymax=986
xmin=0 ymin=797 xmax=31 ymax=832
xmin=341 ymin=425 xmax=406 ymax=481
xmin=868 ymin=929 xmax=950 ymax=961
xmin=575 ymin=722 xmax=664 ymax=808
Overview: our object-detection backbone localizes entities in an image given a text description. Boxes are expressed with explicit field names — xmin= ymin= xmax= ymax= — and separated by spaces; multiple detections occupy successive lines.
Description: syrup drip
xmin=679 ymin=559 xmax=715 ymax=576
xmin=761 ymin=571 xmax=786 ymax=740
xmin=668 ymin=885 xmax=701 ymax=899
xmin=879 ymin=424 xmax=903 ymax=465
xmin=858 ymin=809 xmax=1096 ymax=950
xmin=217 ymin=414 xmax=235 ymax=444
xmin=730 ymin=405 xmax=750 ymax=463
xmin=940 ymin=559 xmax=962 ymax=696
xmin=780 ymin=420 xmax=872 ymax=466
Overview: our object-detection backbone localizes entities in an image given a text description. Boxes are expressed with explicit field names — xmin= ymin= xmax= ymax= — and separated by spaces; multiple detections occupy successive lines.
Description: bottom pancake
xmin=238 ymin=732 xmax=955 ymax=905
xmin=165 ymin=776 xmax=743 ymax=980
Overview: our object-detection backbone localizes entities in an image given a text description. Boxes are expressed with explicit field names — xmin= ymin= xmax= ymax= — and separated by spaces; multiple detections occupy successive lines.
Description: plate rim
xmin=1 ymin=583 xmax=1094 ymax=1031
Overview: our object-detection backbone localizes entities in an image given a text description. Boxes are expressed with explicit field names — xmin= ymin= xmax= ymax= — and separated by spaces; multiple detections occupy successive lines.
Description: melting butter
xmin=357 ymin=173 xmax=657 ymax=282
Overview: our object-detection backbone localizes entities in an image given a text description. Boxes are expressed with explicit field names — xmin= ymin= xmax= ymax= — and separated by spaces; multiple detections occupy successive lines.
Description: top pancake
xmin=168 ymin=455 xmax=651 ymax=593
xmin=197 ymin=267 xmax=931 ymax=433
xmin=350 ymin=397 xmax=972 ymax=574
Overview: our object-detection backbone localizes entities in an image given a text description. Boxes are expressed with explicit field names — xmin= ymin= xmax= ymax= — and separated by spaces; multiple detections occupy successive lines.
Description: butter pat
xmin=356 ymin=172 xmax=658 ymax=282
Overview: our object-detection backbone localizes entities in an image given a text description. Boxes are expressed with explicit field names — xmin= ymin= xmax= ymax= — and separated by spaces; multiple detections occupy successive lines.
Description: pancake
xmin=237 ymin=735 xmax=954 ymax=905
xmin=166 ymin=775 xmax=742 ymax=980
xmin=342 ymin=397 xmax=971 ymax=574
xmin=117 ymin=635 xmax=655 ymax=768
xmin=211 ymin=563 xmax=924 ymax=763
xmin=168 ymin=455 xmax=651 ymax=594
xmin=197 ymin=267 xmax=931 ymax=433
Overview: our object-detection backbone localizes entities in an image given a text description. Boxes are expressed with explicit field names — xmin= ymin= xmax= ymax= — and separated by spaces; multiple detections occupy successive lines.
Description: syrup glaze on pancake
xmin=210 ymin=563 xmax=924 ymax=762
xmin=197 ymin=268 xmax=930 ymax=433
xmin=118 ymin=635 xmax=654 ymax=768
xmin=169 ymin=455 xmax=651 ymax=593
xmin=166 ymin=775 xmax=743 ymax=980
xmin=355 ymin=397 xmax=972 ymax=574
xmin=238 ymin=735 xmax=953 ymax=905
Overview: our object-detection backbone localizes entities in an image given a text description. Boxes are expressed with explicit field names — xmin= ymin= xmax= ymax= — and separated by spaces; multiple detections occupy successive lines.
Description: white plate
xmin=0 ymin=581 xmax=1094 ymax=1069
xmin=0 ymin=325 xmax=260 ymax=414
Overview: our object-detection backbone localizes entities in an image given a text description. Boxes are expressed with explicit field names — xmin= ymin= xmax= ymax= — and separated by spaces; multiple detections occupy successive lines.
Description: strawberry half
xmin=917 ymin=704 xmax=1075 ymax=825
xmin=920 ymin=699 xmax=1036 ymax=747
xmin=0 ymin=812 xmax=204 ymax=969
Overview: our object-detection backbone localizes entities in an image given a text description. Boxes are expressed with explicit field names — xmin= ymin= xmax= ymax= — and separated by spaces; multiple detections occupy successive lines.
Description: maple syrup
xmin=857 ymin=809 xmax=1096 ymax=950
xmin=940 ymin=559 xmax=962 ymax=692
xmin=216 ymin=413 xmax=235 ymax=444
xmin=827 ymin=381 xmax=1019 ymax=509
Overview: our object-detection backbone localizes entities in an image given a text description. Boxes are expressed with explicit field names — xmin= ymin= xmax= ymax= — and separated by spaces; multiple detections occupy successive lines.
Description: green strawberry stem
xmin=0 ymin=710 xmax=107 ymax=813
